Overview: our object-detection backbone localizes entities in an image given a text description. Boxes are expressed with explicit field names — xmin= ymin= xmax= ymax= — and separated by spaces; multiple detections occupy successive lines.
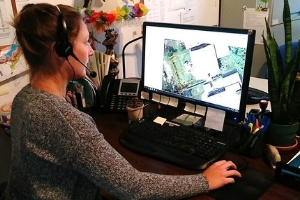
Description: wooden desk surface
xmin=1 ymin=111 xmax=300 ymax=200
xmin=91 ymin=112 xmax=300 ymax=200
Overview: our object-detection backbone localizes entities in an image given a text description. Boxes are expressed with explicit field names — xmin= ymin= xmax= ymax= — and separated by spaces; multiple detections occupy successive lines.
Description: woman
xmin=1 ymin=3 xmax=241 ymax=200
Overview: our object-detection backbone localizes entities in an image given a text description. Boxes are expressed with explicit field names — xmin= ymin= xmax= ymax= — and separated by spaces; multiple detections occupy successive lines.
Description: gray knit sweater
xmin=1 ymin=85 xmax=209 ymax=200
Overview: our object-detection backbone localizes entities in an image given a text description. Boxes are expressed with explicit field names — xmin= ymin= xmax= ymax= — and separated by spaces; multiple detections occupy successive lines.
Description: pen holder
xmin=239 ymin=132 xmax=266 ymax=158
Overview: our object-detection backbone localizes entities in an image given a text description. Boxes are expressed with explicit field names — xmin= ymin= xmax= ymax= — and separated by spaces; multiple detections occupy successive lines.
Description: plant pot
xmin=126 ymin=106 xmax=143 ymax=121
xmin=126 ymin=97 xmax=144 ymax=121
xmin=267 ymin=123 xmax=300 ymax=147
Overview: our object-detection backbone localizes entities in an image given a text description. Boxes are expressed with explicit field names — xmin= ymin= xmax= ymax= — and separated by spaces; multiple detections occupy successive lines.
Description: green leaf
xmin=283 ymin=0 xmax=292 ymax=68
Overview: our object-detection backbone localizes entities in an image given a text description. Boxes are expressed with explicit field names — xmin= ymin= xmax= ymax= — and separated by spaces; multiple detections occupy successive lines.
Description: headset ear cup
xmin=55 ymin=6 xmax=73 ymax=58
xmin=54 ymin=40 xmax=73 ymax=58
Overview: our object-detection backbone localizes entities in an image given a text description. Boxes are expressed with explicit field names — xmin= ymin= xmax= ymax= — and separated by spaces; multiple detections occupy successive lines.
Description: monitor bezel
xmin=140 ymin=21 xmax=256 ymax=124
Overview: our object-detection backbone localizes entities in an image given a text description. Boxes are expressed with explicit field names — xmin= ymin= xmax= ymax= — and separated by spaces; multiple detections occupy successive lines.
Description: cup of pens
xmin=239 ymin=113 xmax=271 ymax=158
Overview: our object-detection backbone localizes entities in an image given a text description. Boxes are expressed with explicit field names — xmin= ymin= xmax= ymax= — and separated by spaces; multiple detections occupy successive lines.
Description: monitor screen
xmin=141 ymin=22 xmax=256 ymax=124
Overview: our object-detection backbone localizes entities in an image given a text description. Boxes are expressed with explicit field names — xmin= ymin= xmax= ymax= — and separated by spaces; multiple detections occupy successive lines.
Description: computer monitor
xmin=141 ymin=21 xmax=256 ymax=124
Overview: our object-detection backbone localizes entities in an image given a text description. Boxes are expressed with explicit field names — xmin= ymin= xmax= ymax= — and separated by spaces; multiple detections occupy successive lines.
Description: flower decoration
xmin=79 ymin=3 xmax=148 ymax=33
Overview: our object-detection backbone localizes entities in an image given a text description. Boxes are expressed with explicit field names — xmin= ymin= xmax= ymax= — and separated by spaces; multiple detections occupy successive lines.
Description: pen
xmin=252 ymin=128 xmax=260 ymax=135
xmin=239 ymin=134 xmax=255 ymax=152
xmin=248 ymin=123 xmax=253 ymax=134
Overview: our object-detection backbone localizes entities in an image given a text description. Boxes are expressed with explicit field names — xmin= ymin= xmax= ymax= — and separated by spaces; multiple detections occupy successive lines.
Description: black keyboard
xmin=119 ymin=120 xmax=228 ymax=169
xmin=247 ymin=87 xmax=269 ymax=105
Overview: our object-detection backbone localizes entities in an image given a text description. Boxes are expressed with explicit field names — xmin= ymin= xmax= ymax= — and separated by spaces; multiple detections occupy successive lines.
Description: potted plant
xmin=126 ymin=97 xmax=144 ymax=122
xmin=262 ymin=0 xmax=300 ymax=147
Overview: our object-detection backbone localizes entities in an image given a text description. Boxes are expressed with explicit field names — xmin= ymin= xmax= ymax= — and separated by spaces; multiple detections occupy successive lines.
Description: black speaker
xmin=54 ymin=6 xmax=73 ymax=58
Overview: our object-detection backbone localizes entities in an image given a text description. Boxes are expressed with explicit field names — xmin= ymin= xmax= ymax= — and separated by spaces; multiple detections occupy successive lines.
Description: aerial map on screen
xmin=162 ymin=38 xmax=246 ymax=111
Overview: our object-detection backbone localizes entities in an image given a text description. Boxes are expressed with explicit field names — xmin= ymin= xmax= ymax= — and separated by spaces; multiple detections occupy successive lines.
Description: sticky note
xmin=205 ymin=107 xmax=225 ymax=131
xmin=141 ymin=91 xmax=149 ymax=100
xmin=168 ymin=97 xmax=178 ymax=107
xmin=153 ymin=116 xmax=166 ymax=125
xmin=152 ymin=93 xmax=161 ymax=102
xmin=184 ymin=102 xmax=195 ymax=113
xmin=195 ymin=105 xmax=206 ymax=116
xmin=160 ymin=95 xmax=170 ymax=105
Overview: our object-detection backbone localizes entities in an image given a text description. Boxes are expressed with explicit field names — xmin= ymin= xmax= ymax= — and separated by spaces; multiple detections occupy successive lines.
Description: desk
xmin=90 ymin=112 xmax=300 ymax=200
xmin=1 ymin=111 xmax=300 ymax=200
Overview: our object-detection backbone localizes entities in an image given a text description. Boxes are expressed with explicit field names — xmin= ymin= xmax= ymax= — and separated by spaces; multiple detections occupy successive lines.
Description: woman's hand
xmin=203 ymin=160 xmax=242 ymax=190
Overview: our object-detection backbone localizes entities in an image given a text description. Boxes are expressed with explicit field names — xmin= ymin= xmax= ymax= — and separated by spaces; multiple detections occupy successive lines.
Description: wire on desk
xmin=237 ymin=156 xmax=249 ymax=171
xmin=225 ymin=125 xmax=249 ymax=170
xmin=225 ymin=125 xmax=238 ymax=144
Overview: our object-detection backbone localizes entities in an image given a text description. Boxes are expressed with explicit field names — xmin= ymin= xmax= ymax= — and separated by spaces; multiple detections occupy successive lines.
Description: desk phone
xmin=99 ymin=75 xmax=140 ymax=112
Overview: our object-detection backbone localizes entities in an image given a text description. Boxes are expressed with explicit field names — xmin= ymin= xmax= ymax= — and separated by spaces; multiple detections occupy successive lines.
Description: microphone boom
xmin=70 ymin=52 xmax=97 ymax=78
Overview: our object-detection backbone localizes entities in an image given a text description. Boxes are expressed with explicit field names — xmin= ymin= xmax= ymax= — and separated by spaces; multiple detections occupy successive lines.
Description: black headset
xmin=54 ymin=6 xmax=98 ymax=108
xmin=54 ymin=6 xmax=73 ymax=58
xmin=54 ymin=5 xmax=97 ymax=79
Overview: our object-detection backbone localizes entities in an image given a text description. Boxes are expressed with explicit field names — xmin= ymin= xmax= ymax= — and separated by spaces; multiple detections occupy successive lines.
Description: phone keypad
xmin=110 ymin=95 xmax=133 ymax=112
xmin=106 ymin=79 xmax=139 ymax=112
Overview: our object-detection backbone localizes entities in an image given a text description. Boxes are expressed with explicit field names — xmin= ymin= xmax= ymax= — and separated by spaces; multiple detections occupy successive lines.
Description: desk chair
xmin=264 ymin=41 xmax=299 ymax=78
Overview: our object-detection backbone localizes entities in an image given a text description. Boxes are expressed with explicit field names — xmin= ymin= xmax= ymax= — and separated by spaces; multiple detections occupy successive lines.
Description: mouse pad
xmin=208 ymin=168 xmax=274 ymax=200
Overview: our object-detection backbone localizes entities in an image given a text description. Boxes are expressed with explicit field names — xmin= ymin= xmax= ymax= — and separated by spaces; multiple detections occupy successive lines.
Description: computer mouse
xmin=227 ymin=166 xmax=243 ymax=181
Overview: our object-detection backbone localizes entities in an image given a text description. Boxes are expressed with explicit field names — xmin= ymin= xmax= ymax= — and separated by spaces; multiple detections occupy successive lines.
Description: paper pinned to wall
xmin=144 ymin=0 xmax=162 ymax=22
xmin=168 ymin=0 xmax=184 ymax=11
xmin=144 ymin=0 xmax=197 ymax=24
xmin=0 ymin=44 xmax=29 ymax=83
xmin=182 ymin=0 xmax=196 ymax=24
xmin=165 ymin=9 xmax=183 ymax=24
xmin=243 ymin=8 xmax=269 ymax=44
xmin=0 ymin=0 xmax=15 ymax=46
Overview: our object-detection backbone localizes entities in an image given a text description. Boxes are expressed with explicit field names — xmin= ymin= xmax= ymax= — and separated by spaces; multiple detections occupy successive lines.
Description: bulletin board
xmin=269 ymin=0 xmax=300 ymax=26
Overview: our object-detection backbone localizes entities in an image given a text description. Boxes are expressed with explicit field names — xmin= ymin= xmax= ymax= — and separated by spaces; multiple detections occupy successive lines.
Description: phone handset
xmin=99 ymin=74 xmax=116 ymax=109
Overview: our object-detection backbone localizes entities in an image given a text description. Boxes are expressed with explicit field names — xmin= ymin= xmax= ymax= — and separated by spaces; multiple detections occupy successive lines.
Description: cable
xmin=65 ymin=57 xmax=75 ymax=94
xmin=122 ymin=36 xmax=143 ymax=79
xmin=84 ymin=75 xmax=97 ymax=105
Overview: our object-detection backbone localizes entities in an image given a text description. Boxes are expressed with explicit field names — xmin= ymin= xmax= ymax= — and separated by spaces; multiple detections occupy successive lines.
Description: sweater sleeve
xmin=14 ymin=90 xmax=210 ymax=200
xmin=62 ymin=108 xmax=210 ymax=199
